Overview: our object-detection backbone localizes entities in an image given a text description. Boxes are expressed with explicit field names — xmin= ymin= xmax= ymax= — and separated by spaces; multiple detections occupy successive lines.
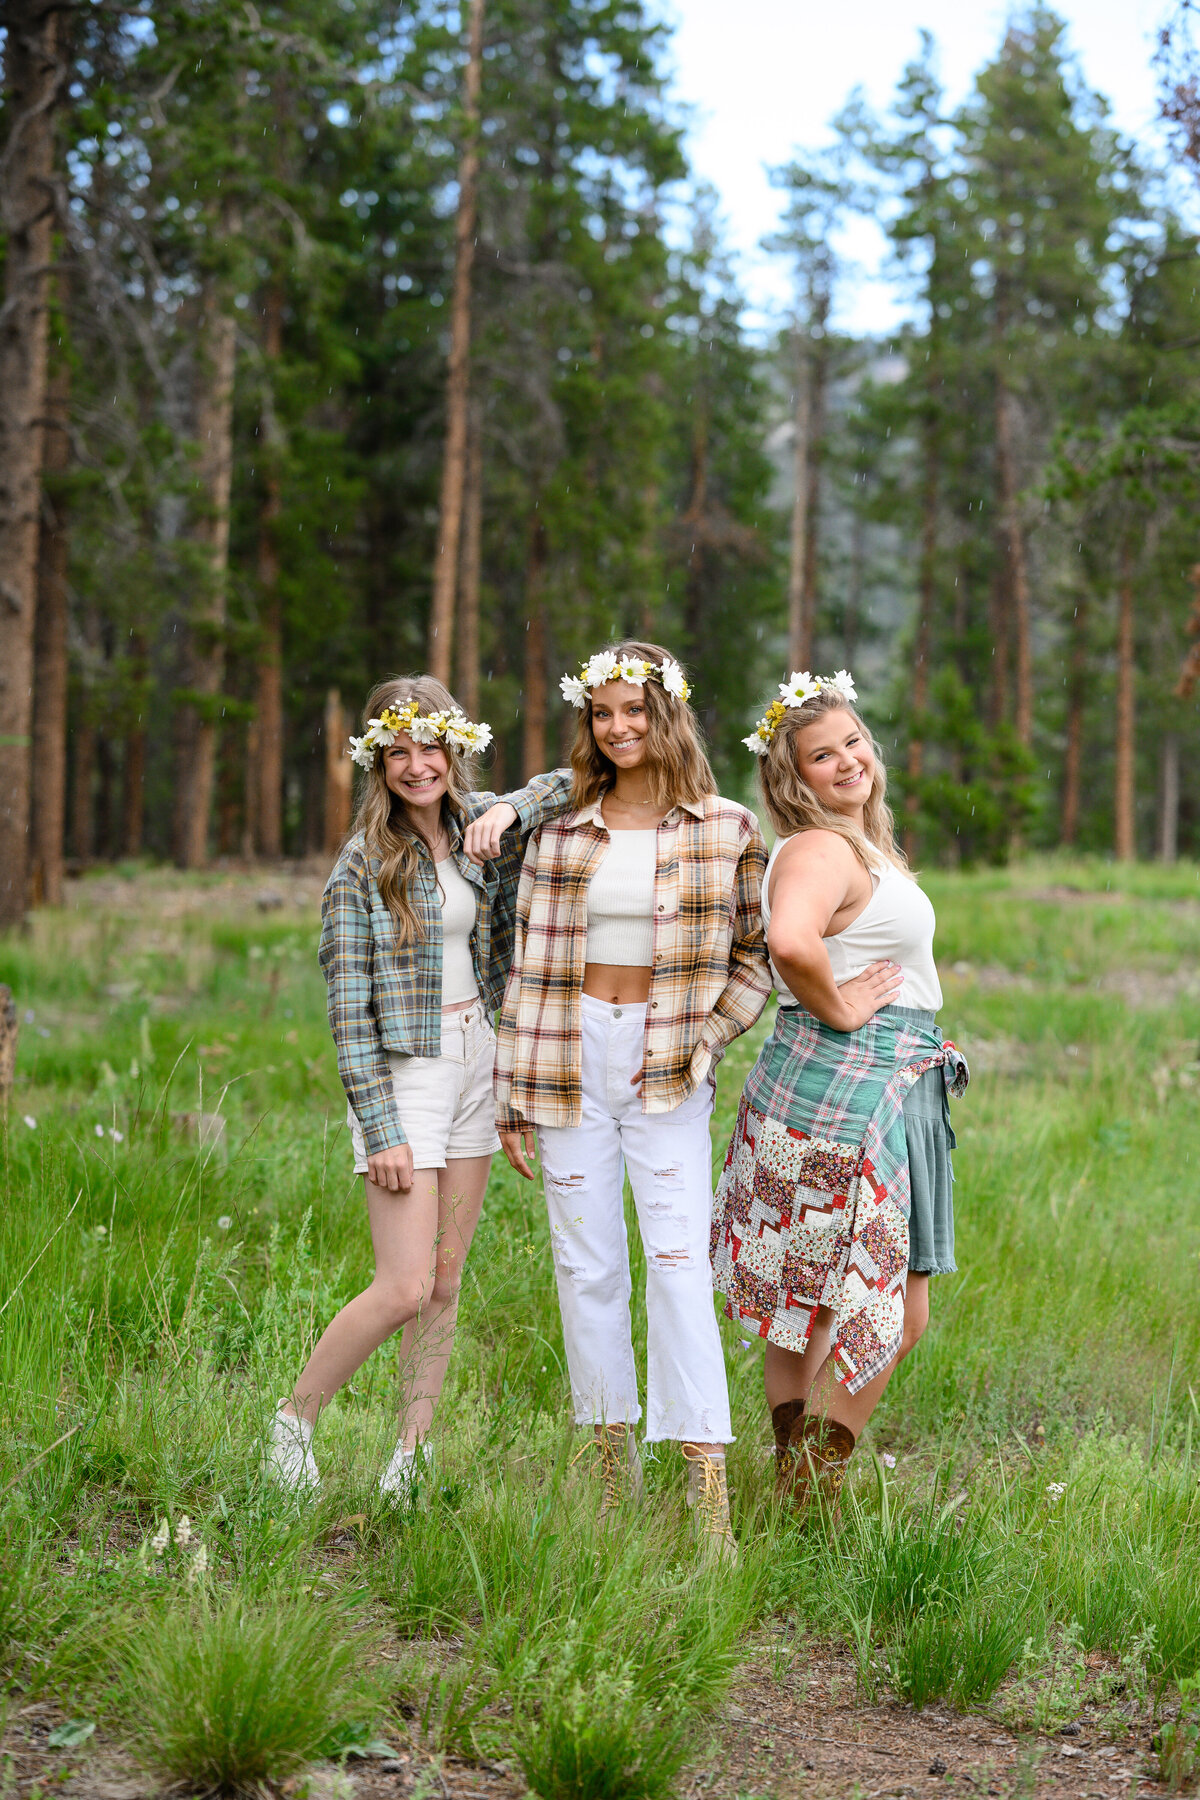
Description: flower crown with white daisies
xmin=348 ymin=700 xmax=493 ymax=769
xmin=743 ymin=669 xmax=858 ymax=756
xmin=560 ymin=649 xmax=691 ymax=710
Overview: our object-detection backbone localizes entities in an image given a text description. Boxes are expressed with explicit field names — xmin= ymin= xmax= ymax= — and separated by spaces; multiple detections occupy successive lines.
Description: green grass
xmin=3 ymin=858 xmax=1200 ymax=1788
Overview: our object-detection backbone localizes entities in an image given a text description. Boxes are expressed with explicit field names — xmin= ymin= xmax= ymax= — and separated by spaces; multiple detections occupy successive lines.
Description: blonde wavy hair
xmin=758 ymin=686 xmax=908 ymax=874
xmin=353 ymin=675 xmax=475 ymax=946
xmin=568 ymin=640 xmax=716 ymax=811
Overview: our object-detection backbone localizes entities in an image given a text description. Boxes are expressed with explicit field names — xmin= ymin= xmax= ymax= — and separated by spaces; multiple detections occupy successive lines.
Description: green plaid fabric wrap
xmin=319 ymin=769 xmax=572 ymax=1156
xmin=710 ymin=1004 xmax=968 ymax=1394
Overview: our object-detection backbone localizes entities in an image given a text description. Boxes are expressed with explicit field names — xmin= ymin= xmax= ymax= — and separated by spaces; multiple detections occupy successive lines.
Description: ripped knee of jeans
xmin=646 ymin=1213 xmax=693 ymax=1272
xmin=545 ymin=1167 xmax=587 ymax=1196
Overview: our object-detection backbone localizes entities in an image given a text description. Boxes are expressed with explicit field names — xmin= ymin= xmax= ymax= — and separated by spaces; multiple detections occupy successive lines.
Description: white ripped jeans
xmin=537 ymin=994 xmax=733 ymax=1444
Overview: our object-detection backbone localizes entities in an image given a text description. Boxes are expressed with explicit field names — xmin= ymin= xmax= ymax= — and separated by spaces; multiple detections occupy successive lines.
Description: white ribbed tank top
xmin=436 ymin=857 xmax=480 ymax=1004
xmin=585 ymin=829 xmax=657 ymax=966
xmin=762 ymin=835 xmax=942 ymax=1013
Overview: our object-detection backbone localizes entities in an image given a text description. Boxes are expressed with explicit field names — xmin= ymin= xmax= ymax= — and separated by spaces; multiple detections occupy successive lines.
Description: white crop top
xmin=585 ymin=830 xmax=657 ymax=966
xmin=436 ymin=857 xmax=480 ymax=1005
xmin=762 ymin=835 xmax=943 ymax=1014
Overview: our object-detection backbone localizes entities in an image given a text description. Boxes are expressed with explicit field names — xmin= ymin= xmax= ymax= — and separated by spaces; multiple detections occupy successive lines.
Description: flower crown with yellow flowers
xmin=743 ymin=670 xmax=858 ymax=756
xmin=348 ymin=700 xmax=493 ymax=770
xmin=560 ymin=649 xmax=691 ymax=710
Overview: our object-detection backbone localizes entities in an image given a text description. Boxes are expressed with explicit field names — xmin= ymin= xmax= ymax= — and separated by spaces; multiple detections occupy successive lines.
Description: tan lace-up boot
xmin=683 ymin=1446 xmax=739 ymax=1566
xmin=574 ymin=1423 xmax=644 ymax=1527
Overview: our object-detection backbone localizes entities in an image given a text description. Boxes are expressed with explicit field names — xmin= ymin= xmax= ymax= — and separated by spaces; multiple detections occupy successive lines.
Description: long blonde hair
xmin=758 ymin=687 xmax=908 ymax=874
xmin=568 ymin=640 xmax=716 ymax=811
xmin=353 ymin=675 xmax=475 ymax=946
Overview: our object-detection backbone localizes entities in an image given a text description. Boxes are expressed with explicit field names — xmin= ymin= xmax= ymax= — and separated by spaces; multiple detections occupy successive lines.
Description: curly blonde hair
xmin=352 ymin=675 xmax=475 ymax=946
xmin=568 ymin=640 xmax=715 ymax=811
xmin=758 ymin=687 xmax=908 ymax=874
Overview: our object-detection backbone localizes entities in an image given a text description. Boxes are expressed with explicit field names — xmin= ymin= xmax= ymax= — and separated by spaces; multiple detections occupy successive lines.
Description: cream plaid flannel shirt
xmin=494 ymin=794 xmax=771 ymax=1130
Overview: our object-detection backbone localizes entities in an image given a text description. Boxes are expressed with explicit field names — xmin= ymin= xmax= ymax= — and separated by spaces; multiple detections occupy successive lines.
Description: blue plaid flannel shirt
xmin=319 ymin=770 xmax=572 ymax=1155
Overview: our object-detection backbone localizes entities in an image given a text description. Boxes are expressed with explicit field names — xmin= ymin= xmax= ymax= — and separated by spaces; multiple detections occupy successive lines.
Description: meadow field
xmin=2 ymin=858 xmax=1200 ymax=1800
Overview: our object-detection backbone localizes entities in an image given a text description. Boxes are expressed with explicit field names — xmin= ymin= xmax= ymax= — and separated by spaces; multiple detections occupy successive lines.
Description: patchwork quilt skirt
xmin=710 ymin=1004 xmax=968 ymax=1395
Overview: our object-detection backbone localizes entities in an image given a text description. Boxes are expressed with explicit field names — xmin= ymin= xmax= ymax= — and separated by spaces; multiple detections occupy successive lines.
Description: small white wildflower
xmin=129 ymin=1059 xmax=140 ymax=1078
xmin=217 ymin=1215 xmax=233 ymax=1231
xmin=881 ymin=1452 xmax=897 ymax=1469
xmin=1048 ymin=1482 xmax=1066 ymax=1496
xmin=176 ymin=1515 xmax=193 ymax=1547
xmin=560 ymin=673 xmax=588 ymax=709
xmin=94 ymin=1123 xmax=105 ymax=1138
xmin=187 ymin=1543 xmax=208 ymax=1585
xmin=150 ymin=1519 xmax=170 ymax=1555
xmin=22 ymin=1114 xmax=37 ymax=1130
xmin=94 ymin=1225 xmax=107 ymax=1239
xmin=108 ymin=1128 xmax=124 ymax=1143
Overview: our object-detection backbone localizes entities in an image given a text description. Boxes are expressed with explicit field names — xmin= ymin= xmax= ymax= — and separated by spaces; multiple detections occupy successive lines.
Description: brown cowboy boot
xmin=771 ymin=1398 xmax=805 ymax=1499
xmin=785 ymin=1414 xmax=856 ymax=1519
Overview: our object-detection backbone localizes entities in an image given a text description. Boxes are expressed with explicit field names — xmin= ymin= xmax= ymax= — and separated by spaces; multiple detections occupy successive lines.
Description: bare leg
xmin=764 ymin=1275 xmax=931 ymax=1438
xmin=284 ymin=1172 xmax=442 ymax=1425
xmin=394 ymin=1153 xmax=491 ymax=1447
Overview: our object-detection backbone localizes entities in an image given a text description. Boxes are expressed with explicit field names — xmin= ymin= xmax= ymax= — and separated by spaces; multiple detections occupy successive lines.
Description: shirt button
xmin=651 ymin=1002 xmax=658 ymax=1010
xmin=657 ymin=904 xmax=665 ymax=911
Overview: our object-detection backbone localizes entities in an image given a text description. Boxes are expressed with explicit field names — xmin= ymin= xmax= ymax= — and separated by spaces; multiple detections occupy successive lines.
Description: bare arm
xmin=766 ymin=832 xmax=901 ymax=1032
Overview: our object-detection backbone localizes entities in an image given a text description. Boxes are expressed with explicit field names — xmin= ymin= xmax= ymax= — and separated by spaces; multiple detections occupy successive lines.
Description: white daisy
xmin=743 ymin=732 xmax=769 ymax=756
xmin=828 ymin=669 xmax=858 ymax=703
xmin=365 ymin=717 xmax=397 ymax=746
xmin=779 ymin=671 xmax=819 ymax=709
xmin=660 ymin=658 xmax=688 ymax=699
xmin=348 ymin=736 xmax=375 ymax=768
xmin=407 ymin=714 xmax=442 ymax=745
xmin=614 ymin=657 xmax=649 ymax=685
xmin=583 ymin=651 xmax=619 ymax=688
xmin=560 ymin=673 xmax=588 ymax=709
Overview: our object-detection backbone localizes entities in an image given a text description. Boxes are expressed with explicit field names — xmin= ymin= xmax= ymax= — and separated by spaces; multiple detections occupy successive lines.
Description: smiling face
xmin=382 ymin=731 xmax=451 ymax=818
xmin=589 ymin=680 xmax=652 ymax=771
xmin=791 ymin=707 xmax=876 ymax=818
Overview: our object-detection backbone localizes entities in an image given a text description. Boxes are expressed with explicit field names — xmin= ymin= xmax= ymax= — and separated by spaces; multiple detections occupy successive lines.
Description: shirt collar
xmin=565 ymin=795 xmax=705 ymax=829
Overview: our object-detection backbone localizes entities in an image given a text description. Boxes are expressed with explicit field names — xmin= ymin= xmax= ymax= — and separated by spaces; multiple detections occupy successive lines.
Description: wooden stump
xmin=0 ymin=984 xmax=17 ymax=1110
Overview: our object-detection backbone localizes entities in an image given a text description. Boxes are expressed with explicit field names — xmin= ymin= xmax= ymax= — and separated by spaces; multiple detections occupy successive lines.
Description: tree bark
xmin=993 ymin=370 xmax=1033 ymax=745
xmin=455 ymin=395 xmax=484 ymax=720
xmin=786 ymin=328 xmax=811 ymax=670
xmin=1157 ymin=731 xmax=1179 ymax=863
xmin=123 ymin=633 xmax=147 ymax=857
xmin=1060 ymin=594 xmax=1088 ymax=848
xmin=174 ymin=286 xmax=237 ymax=869
xmin=521 ymin=514 xmax=548 ymax=781
xmin=255 ymin=285 xmax=285 ymax=857
xmin=1113 ymin=537 xmax=1136 ymax=862
xmin=0 ymin=2 xmax=62 ymax=928
xmin=905 ymin=408 xmax=938 ymax=857
xmin=800 ymin=316 xmax=828 ymax=666
xmin=30 ymin=350 xmax=69 ymax=906
xmin=428 ymin=0 xmax=486 ymax=682
xmin=323 ymin=688 xmax=352 ymax=858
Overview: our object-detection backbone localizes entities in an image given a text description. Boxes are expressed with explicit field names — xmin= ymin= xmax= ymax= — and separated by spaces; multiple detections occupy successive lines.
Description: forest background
xmin=3 ymin=0 xmax=1200 ymax=931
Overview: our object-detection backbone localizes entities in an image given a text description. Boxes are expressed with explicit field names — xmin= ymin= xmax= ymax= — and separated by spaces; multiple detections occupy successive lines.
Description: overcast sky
xmin=661 ymin=0 xmax=1182 ymax=335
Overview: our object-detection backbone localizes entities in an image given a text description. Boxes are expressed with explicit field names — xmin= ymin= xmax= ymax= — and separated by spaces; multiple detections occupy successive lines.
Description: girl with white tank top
xmin=495 ymin=641 xmax=771 ymax=1561
xmin=710 ymin=673 xmax=967 ymax=1527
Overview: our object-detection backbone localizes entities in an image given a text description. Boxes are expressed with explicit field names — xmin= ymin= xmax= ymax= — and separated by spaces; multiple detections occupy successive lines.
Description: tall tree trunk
xmin=521 ymin=515 xmax=547 ymax=781
xmin=905 ymin=407 xmax=938 ymax=858
xmin=1113 ymin=538 xmax=1136 ymax=861
xmin=323 ymin=688 xmax=352 ymax=858
xmin=800 ymin=313 xmax=829 ymax=666
xmin=786 ymin=328 xmax=811 ymax=670
xmin=428 ymin=0 xmax=486 ymax=682
xmin=455 ymin=395 xmax=484 ymax=720
xmin=123 ymin=630 xmax=147 ymax=857
xmin=0 ymin=2 xmax=62 ymax=928
xmin=1157 ymin=731 xmax=1179 ymax=863
xmin=71 ymin=717 xmax=93 ymax=864
xmin=993 ymin=370 xmax=1033 ymax=745
xmin=174 ymin=287 xmax=237 ymax=869
xmin=255 ymin=285 xmax=285 ymax=857
xmin=1060 ymin=594 xmax=1088 ymax=848
xmin=30 ymin=351 xmax=69 ymax=906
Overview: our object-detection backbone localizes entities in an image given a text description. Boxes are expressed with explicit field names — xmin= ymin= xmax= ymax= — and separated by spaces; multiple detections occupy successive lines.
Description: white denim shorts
xmin=348 ymin=1003 xmax=502 ymax=1173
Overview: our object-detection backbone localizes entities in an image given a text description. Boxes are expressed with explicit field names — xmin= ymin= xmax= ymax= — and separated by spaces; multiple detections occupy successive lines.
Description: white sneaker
xmin=379 ymin=1440 xmax=434 ymax=1501
xmin=266 ymin=1407 xmax=321 ymax=1493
